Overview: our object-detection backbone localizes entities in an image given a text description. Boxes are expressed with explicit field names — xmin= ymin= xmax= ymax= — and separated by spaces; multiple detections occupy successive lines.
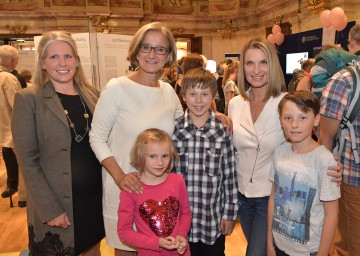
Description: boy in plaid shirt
xmin=172 ymin=67 xmax=238 ymax=256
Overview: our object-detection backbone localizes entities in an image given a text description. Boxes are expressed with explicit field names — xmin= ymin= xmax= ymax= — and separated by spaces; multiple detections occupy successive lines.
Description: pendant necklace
xmin=63 ymin=93 xmax=90 ymax=143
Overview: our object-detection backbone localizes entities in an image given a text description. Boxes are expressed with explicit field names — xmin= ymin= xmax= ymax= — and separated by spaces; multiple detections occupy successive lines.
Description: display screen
xmin=286 ymin=52 xmax=308 ymax=74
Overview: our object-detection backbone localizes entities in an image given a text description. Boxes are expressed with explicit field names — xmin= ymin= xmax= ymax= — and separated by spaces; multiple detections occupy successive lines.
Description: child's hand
xmin=159 ymin=236 xmax=179 ymax=251
xmin=220 ymin=219 xmax=236 ymax=236
xmin=175 ymin=235 xmax=188 ymax=255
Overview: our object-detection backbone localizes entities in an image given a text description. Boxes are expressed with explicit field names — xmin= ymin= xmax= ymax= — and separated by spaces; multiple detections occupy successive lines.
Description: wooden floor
xmin=0 ymin=156 xmax=247 ymax=255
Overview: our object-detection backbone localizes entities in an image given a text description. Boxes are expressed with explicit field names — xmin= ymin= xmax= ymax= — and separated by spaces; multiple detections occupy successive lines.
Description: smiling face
xmin=136 ymin=30 xmax=170 ymax=75
xmin=41 ymin=40 xmax=78 ymax=89
xmin=244 ymin=48 xmax=269 ymax=90
xmin=143 ymin=141 xmax=171 ymax=180
xmin=184 ymin=85 xmax=213 ymax=125
xmin=280 ymin=100 xmax=319 ymax=147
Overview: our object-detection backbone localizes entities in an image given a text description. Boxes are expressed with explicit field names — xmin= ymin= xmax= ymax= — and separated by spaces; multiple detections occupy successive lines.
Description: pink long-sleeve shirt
xmin=118 ymin=173 xmax=192 ymax=256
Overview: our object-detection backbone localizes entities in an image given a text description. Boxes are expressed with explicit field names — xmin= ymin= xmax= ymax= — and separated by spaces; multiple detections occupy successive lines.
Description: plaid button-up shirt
xmin=172 ymin=110 xmax=238 ymax=245
xmin=321 ymin=68 xmax=360 ymax=187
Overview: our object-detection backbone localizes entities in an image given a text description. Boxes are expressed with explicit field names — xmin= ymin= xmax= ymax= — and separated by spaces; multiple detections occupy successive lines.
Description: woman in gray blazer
xmin=12 ymin=31 xmax=105 ymax=256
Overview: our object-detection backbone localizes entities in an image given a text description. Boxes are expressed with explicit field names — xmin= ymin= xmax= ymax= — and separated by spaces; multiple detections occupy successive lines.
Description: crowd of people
xmin=1 ymin=21 xmax=359 ymax=256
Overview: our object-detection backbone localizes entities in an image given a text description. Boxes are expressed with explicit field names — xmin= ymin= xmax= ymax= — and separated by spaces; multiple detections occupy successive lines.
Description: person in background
xmin=348 ymin=24 xmax=360 ymax=55
xmin=118 ymin=128 xmax=191 ymax=256
xmin=174 ymin=53 xmax=204 ymax=111
xmin=215 ymin=60 xmax=226 ymax=114
xmin=294 ymin=58 xmax=315 ymax=91
xmin=0 ymin=45 xmax=22 ymax=201
xmin=318 ymin=23 xmax=360 ymax=256
xmin=12 ymin=31 xmax=105 ymax=255
xmin=20 ymin=69 xmax=33 ymax=87
xmin=228 ymin=37 xmax=342 ymax=256
xmin=267 ymin=91 xmax=339 ymax=256
xmin=223 ymin=61 xmax=239 ymax=115
xmin=160 ymin=63 xmax=178 ymax=88
xmin=172 ymin=68 xmax=238 ymax=256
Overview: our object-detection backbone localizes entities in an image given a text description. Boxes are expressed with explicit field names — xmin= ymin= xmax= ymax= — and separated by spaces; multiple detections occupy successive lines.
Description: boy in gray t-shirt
xmin=267 ymin=91 xmax=340 ymax=256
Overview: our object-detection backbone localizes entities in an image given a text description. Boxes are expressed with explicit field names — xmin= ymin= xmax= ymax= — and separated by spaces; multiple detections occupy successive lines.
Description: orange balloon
xmin=275 ymin=32 xmax=285 ymax=45
xmin=320 ymin=10 xmax=331 ymax=28
xmin=272 ymin=25 xmax=281 ymax=35
xmin=330 ymin=7 xmax=345 ymax=28
xmin=267 ymin=34 xmax=275 ymax=44
xmin=335 ymin=15 xmax=348 ymax=32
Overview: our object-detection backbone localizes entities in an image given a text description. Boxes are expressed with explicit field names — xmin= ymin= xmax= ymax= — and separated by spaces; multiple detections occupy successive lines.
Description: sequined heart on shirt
xmin=139 ymin=196 xmax=180 ymax=237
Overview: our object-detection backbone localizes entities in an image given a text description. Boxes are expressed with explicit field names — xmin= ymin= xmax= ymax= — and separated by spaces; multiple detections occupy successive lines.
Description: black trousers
xmin=189 ymin=234 xmax=225 ymax=256
xmin=2 ymin=147 xmax=19 ymax=190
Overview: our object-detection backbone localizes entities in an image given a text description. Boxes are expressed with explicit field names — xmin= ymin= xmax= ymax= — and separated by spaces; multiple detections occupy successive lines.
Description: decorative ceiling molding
xmin=305 ymin=0 xmax=330 ymax=15
xmin=90 ymin=15 xmax=110 ymax=33
xmin=217 ymin=19 xmax=238 ymax=39
xmin=6 ymin=24 xmax=28 ymax=34
xmin=272 ymin=15 xmax=283 ymax=25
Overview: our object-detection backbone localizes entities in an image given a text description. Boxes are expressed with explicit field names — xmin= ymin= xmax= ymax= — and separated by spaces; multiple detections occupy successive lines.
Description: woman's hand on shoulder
xmin=118 ymin=172 xmax=143 ymax=194
xmin=215 ymin=111 xmax=233 ymax=134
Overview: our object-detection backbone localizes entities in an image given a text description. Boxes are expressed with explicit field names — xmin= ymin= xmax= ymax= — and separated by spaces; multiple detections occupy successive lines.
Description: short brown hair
xmin=127 ymin=22 xmax=177 ymax=68
xmin=20 ymin=69 xmax=32 ymax=80
xmin=130 ymin=128 xmax=178 ymax=172
xmin=181 ymin=67 xmax=217 ymax=98
xmin=278 ymin=91 xmax=320 ymax=117
xmin=182 ymin=53 xmax=204 ymax=75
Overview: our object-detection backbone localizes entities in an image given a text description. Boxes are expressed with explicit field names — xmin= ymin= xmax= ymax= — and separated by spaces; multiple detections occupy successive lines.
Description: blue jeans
xmin=238 ymin=192 xmax=268 ymax=256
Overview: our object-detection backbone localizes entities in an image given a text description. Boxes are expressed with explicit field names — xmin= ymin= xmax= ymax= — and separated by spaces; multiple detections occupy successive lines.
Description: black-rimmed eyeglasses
xmin=139 ymin=44 xmax=169 ymax=55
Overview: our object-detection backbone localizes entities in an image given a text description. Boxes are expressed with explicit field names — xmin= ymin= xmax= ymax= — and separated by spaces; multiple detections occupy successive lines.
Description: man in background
xmin=348 ymin=24 xmax=360 ymax=55
xmin=0 ymin=45 xmax=26 ymax=207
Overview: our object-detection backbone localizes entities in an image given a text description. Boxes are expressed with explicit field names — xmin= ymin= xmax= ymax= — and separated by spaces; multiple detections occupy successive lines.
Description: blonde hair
xmin=127 ymin=22 xmax=177 ymax=68
xmin=35 ymin=31 xmax=98 ymax=106
xmin=130 ymin=128 xmax=178 ymax=172
xmin=238 ymin=37 xmax=286 ymax=101
xmin=0 ymin=45 xmax=19 ymax=68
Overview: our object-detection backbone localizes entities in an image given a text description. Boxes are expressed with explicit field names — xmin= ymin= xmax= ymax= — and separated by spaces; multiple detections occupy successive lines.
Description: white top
xmin=89 ymin=76 xmax=183 ymax=249
xmin=270 ymin=143 xmax=340 ymax=255
xmin=228 ymin=91 xmax=286 ymax=197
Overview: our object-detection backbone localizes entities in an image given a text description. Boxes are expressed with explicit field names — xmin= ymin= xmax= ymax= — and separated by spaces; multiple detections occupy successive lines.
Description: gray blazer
xmin=12 ymin=81 xmax=99 ymax=252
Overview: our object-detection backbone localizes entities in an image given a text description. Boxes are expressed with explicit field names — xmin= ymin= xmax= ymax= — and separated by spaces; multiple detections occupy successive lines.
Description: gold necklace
xmin=63 ymin=93 xmax=90 ymax=143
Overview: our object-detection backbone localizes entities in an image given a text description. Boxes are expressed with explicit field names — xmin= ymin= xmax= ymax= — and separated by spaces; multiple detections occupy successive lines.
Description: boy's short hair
xmin=20 ymin=69 xmax=32 ymax=80
xmin=130 ymin=128 xmax=178 ymax=172
xmin=278 ymin=91 xmax=320 ymax=117
xmin=181 ymin=67 xmax=217 ymax=98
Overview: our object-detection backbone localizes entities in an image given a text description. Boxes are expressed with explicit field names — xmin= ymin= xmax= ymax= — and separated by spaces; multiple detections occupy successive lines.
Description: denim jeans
xmin=238 ymin=192 xmax=268 ymax=256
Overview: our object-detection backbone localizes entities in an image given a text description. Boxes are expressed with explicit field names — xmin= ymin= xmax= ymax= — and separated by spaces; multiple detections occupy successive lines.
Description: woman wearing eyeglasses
xmin=89 ymin=22 xmax=183 ymax=256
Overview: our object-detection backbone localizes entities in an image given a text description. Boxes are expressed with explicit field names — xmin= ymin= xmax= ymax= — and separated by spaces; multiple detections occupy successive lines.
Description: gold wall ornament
xmin=6 ymin=25 xmax=28 ymax=34
xmin=90 ymin=15 xmax=110 ymax=33
xmin=305 ymin=0 xmax=329 ymax=15
xmin=217 ymin=19 xmax=238 ymax=39
xmin=272 ymin=15 xmax=283 ymax=26
xmin=170 ymin=27 xmax=184 ymax=36
xmin=169 ymin=0 xmax=192 ymax=7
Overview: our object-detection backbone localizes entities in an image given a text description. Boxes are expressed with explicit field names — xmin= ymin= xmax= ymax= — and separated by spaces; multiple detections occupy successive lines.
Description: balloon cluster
xmin=320 ymin=7 xmax=348 ymax=32
xmin=267 ymin=25 xmax=284 ymax=46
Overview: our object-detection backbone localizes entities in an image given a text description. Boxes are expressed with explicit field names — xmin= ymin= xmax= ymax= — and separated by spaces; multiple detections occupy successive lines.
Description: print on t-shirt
xmin=272 ymin=169 xmax=316 ymax=244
